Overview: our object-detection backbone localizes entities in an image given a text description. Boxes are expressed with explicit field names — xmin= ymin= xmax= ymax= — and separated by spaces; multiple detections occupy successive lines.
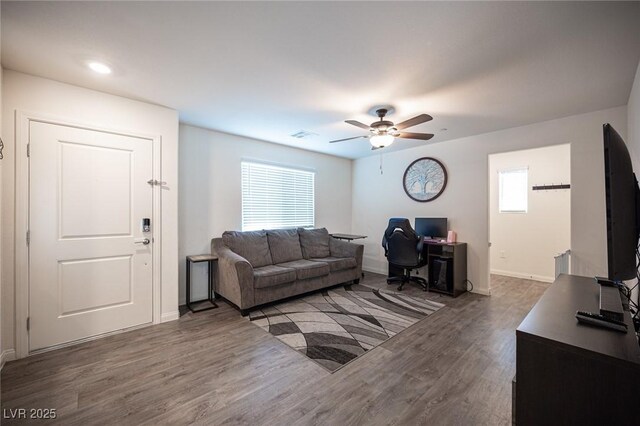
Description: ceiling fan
xmin=330 ymin=108 xmax=434 ymax=150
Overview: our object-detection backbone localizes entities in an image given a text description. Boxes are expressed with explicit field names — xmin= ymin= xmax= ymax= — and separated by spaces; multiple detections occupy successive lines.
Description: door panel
xmin=29 ymin=122 xmax=153 ymax=351
xmin=58 ymin=255 xmax=132 ymax=316
xmin=59 ymin=142 xmax=132 ymax=238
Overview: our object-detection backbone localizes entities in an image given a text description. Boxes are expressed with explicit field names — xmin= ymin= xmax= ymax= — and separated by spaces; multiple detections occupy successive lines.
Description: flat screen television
xmin=415 ymin=217 xmax=448 ymax=239
xmin=603 ymin=123 xmax=640 ymax=281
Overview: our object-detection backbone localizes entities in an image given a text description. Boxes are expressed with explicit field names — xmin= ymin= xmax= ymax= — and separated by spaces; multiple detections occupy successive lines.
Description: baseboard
xmin=365 ymin=266 xmax=491 ymax=296
xmin=491 ymin=269 xmax=554 ymax=283
xmin=1 ymin=349 xmax=17 ymax=370
xmin=471 ymin=287 xmax=492 ymax=296
xmin=161 ymin=311 xmax=180 ymax=323
xmin=362 ymin=266 xmax=387 ymax=275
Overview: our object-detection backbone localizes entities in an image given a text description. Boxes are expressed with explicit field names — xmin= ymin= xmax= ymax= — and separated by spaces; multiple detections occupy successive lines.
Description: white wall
xmin=489 ymin=145 xmax=571 ymax=282
xmin=178 ymin=124 xmax=352 ymax=304
xmin=352 ymin=106 xmax=626 ymax=295
xmin=627 ymin=60 xmax=640 ymax=305
xmin=1 ymin=71 xmax=180 ymax=355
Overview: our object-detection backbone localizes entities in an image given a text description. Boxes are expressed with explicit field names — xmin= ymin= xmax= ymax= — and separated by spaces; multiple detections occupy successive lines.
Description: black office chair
xmin=382 ymin=218 xmax=428 ymax=291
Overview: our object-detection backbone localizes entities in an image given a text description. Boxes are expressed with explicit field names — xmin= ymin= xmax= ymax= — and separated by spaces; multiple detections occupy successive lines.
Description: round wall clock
xmin=403 ymin=157 xmax=448 ymax=202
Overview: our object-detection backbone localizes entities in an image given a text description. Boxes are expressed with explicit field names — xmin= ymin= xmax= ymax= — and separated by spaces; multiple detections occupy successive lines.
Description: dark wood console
xmin=388 ymin=240 xmax=467 ymax=297
xmin=425 ymin=242 xmax=467 ymax=297
xmin=515 ymin=274 xmax=640 ymax=425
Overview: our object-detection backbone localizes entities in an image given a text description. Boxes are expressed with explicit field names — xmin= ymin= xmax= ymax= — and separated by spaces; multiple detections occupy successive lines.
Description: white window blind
xmin=241 ymin=161 xmax=315 ymax=231
xmin=499 ymin=168 xmax=528 ymax=213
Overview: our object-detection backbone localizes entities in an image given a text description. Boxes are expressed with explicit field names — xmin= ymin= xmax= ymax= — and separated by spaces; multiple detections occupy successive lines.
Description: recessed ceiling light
xmin=87 ymin=61 xmax=112 ymax=75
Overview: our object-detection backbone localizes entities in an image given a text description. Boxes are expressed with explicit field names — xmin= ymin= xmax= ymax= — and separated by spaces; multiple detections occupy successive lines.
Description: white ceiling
xmin=2 ymin=1 xmax=640 ymax=159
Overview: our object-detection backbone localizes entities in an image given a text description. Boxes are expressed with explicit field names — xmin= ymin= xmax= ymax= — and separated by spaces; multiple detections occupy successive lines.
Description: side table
xmin=186 ymin=254 xmax=218 ymax=313
xmin=330 ymin=233 xmax=367 ymax=241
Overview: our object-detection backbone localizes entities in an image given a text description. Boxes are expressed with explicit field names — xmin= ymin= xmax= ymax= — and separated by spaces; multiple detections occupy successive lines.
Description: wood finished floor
xmin=1 ymin=274 xmax=548 ymax=425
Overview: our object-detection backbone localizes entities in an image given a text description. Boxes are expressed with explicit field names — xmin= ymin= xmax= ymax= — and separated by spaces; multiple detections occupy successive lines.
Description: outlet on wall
xmin=500 ymin=250 xmax=506 ymax=259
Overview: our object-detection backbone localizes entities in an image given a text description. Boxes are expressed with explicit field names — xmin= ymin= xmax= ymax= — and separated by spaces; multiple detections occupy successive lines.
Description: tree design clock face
xmin=403 ymin=157 xmax=448 ymax=202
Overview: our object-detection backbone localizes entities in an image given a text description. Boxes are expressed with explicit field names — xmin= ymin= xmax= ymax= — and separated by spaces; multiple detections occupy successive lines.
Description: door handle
xmin=135 ymin=238 xmax=150 ymax=245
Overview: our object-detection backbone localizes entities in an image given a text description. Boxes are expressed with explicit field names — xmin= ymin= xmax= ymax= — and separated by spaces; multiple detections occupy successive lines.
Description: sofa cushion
xmin=310 ymin=256 xmax=357 ymax=272
xmin=276 ymin=259 xmax=330 ymax=280
xmin=298 ymin=227 xmax=331 ymax=259
xmin=222 ymin=230 xmax=272 ymax=268
xmin=267 ymin=229 xmax=304 ymax=264
xmin=253 ymin=265 xmax=297 ymax=289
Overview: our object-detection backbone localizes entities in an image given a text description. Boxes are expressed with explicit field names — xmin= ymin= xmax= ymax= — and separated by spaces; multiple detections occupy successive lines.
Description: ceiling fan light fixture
xmin=331 ymin=109 xmax=433 ymax=146
xmin=370 ymin=134 xmax=394 ymax=148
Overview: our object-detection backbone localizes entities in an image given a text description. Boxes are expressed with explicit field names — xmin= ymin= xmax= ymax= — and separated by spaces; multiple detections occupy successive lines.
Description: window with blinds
xmin=241 ymin=161 xmax=315 ymax=231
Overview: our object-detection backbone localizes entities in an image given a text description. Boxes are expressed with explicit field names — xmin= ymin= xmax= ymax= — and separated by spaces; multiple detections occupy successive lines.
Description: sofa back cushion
xmin=298 ymin=227 xmax=331 ymax=259
xmin=222 ymin=230 xmax=272 ymax=267
xmin=267 ymin=229 xmax=304 ymax=264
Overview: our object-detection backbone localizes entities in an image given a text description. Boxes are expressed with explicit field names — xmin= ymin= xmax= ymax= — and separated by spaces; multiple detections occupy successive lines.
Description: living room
xmin=2 ymin=1 xmax=640 ymax=424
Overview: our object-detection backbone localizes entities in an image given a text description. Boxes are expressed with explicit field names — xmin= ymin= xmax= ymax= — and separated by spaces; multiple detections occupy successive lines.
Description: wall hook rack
xmin=532 ymin=183 xmax=570 ymax=191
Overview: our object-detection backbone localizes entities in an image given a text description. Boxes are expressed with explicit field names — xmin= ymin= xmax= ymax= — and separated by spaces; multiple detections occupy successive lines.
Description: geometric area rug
xmin=248 ymin=284 xmax=444 ymax=372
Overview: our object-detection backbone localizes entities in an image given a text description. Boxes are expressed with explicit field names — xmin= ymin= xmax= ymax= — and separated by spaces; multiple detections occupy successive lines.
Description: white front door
xmin=29 ymin=121 xmax=154 ymax=351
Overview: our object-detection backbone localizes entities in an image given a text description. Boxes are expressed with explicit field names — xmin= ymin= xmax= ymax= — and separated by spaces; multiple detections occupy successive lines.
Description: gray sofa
xmin=211 ymin=228 xmax=363 ymax=315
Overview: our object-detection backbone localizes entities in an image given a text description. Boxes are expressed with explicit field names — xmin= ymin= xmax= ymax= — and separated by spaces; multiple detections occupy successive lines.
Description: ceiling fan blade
xmin=345 ymin=120 xmax=371 ymax=130
xmin=397 ymin=132 xmax=435 ymax=141
xmin=371 ymin=146 xmax=382 ymax=151
xmin=329 ymin=135 xmax=368 ymax=143
xmin=395 ymin=114 xmax=433 ymax=130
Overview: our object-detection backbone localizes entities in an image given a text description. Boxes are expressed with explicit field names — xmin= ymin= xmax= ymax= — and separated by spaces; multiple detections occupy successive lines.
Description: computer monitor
xmin=415 ymin=218 xmax=448 ymax=238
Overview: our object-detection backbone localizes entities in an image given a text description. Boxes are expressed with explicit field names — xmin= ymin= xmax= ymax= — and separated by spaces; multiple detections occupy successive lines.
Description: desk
xmin=330 ymin=233 xmax=367 ymax=241
xmin=388 ymin=240 xmax=467 ymax=297
xmin=515 ymin=274 xmax=640 ymax=425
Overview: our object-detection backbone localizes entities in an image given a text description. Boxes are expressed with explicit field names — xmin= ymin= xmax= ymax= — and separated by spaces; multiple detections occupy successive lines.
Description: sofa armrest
xmin=330 ymin=238 xmax=364 ymax=276
xmin=212 ymin=238 xmax=255 ymax=310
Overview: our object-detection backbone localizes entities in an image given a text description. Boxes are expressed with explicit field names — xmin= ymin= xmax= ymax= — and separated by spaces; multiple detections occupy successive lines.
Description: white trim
xmin=491 ymin=269 xmax=555 ymax=283
xmin=240 ymin=157 xmax=317 ymax=174
xmin=496 ymin=165 xmax=530 ymax=173
xmin=152 ymin=135 xmax=163 ymax=326
xmin=486 ymin=154 xmax=493 ymax=296
xmin=15 ymin=111 xmax=30 ymax=359
xmin=14 ymin=110 xmax=163 ymax=359
xmin=161 ymin=311 xmax=180 ymax=322
xmin=471 ymin=287 xmax=492 ymax=296
xmin=1 ymin=349 xmax=17 ymax=370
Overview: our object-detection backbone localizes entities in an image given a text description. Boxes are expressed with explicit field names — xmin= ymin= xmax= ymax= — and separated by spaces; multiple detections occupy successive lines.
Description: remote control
xmin=595 ymin=276 xmax=618 ymax=287
xmin=576 ymin=311 xmax=628 ymax=332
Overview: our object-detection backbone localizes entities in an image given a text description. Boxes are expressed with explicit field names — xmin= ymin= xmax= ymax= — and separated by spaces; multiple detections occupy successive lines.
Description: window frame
xmin=241 ymin=160 xmax=316 ymax=231
xmin=498 ymin=167 xmax=529 ymax=214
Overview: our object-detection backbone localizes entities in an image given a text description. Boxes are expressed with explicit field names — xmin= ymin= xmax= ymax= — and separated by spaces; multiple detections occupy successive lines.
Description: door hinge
xmin=27 ymin=143 xmax=30 ymax=157
xmin=26 ymin=230 xmax=30 ymax=246
xmin=27 ymin=317 xmax=30 ymax=331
